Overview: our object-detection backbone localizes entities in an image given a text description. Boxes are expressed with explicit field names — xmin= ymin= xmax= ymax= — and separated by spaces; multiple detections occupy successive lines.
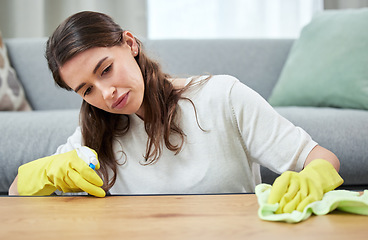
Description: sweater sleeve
xmin=228 ymin=78 xmax=317 ymax=173
xmin=53 ymin=126 xmax=83 ymax=155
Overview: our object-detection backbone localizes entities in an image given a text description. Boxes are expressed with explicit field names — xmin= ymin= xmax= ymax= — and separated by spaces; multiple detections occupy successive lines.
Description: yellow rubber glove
xmin=268 ymin=159 xmax=343 ymax=213
xmin=17 ymin=147 xmax=106 ymax=197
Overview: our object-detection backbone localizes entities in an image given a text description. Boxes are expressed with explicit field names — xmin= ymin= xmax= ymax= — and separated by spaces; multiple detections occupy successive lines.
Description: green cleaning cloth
xmin=255 ymin=184 xmax=368 ymax=223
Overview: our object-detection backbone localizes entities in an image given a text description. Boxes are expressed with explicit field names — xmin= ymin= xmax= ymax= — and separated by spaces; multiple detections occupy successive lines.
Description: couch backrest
xmin=145 ymin=39 xmax=294 ymax=99
xmin=5 ymin=38 xmax=294 ymax=110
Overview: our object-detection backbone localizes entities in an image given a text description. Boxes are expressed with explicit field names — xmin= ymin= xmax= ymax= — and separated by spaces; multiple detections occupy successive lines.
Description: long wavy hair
xmin=46 ymin=11 xmax=207 ymax=192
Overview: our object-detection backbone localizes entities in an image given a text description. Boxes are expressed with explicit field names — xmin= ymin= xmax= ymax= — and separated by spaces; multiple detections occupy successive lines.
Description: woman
xmin=9 ymin=11 xmax=343 ymax=214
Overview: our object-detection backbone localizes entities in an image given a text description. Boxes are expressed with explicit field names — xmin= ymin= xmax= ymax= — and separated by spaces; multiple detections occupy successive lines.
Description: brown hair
xmin=46 ymin=11 xmax=207 ymax=192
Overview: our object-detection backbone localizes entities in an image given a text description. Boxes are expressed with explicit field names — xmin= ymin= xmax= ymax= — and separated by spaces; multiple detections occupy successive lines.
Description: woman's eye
xmin=102 ymin=64 xmax=112 ymax=76
xmin=84 ymin=86 xmax=93 ymax=96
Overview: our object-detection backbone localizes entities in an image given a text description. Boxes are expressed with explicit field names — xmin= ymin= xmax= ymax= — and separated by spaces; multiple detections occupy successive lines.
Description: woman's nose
xmin=100 ymin=85 xmax=116 ymax=100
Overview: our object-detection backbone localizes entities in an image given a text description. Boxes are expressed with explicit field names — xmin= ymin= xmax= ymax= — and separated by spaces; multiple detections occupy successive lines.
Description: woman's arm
xmin=304 ymin=145 xmax=340 ymax=171
xmin=8 ymin=175 xmax=19 ymax=195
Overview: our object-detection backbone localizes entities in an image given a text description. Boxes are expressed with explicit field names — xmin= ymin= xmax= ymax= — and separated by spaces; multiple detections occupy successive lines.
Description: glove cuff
xmin=17 ymin=158 xmax=56 ymax=196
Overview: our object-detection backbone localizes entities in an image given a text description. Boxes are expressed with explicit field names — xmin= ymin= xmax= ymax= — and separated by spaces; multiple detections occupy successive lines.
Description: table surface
xmin=1 ymin=194 xmax=367 ymax=240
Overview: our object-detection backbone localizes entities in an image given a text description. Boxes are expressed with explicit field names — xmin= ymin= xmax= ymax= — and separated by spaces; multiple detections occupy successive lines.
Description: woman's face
xmin=60 ymin=32 xmax=145 ymax=117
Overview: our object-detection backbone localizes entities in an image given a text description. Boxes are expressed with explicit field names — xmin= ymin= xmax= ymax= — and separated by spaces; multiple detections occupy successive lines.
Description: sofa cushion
xmin=268 ymin=8 xmax=368 ymax=110
xmin=0 ymin=31 xmax=32 ymax=111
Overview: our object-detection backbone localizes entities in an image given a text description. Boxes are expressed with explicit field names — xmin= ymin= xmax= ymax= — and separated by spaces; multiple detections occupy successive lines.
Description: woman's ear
xmin=123 ymin=31 xmax=138 ymax=56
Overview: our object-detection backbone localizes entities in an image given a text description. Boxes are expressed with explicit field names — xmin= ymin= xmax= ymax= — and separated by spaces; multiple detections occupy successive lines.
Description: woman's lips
xmin=112 ymin=91 xmax=129 ymax=109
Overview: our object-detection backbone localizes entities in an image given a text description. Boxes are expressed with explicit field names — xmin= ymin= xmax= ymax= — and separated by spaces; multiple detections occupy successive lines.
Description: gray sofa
xmin=1 ymin=38 xmax=367 ymax=195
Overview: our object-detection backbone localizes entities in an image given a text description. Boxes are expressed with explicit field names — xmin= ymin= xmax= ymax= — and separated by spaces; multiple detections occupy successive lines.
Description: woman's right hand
xmin=16 ymin=148 xmax=105 ymax=197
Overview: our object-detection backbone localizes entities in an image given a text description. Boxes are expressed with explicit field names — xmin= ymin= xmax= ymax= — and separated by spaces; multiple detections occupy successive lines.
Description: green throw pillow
xmin=268 ymin=8 xmax=368 ymax=110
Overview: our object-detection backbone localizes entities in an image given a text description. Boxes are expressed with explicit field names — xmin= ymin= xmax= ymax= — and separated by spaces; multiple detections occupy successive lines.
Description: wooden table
xmin=1 ymin=194 xmax=367 ymax=240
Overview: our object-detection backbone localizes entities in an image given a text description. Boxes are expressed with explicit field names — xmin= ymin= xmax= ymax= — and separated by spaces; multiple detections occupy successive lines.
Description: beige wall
xmin=0 ymin=0 xmax=147 ymax=38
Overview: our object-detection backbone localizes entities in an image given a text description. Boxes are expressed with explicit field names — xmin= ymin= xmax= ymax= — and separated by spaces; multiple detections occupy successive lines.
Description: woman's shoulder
xmin=196 ymin=74 xmax=241 ymax=94
xmin=178 ymin=75 xmax=241 ymax=104
xmin=171 ymin=74 xmax=240 ymax=90
xmin=192 ymin=74 xmax=239 ymax=84
xmin=209 ymin=74 xmax=240 ymax=82
xmin=185 ymin=74 xmax=240 ymax=91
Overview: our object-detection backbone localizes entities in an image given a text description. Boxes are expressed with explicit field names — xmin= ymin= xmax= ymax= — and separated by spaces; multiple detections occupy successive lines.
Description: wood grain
xmin=0 ymin=194 xmax=367 ymax=239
